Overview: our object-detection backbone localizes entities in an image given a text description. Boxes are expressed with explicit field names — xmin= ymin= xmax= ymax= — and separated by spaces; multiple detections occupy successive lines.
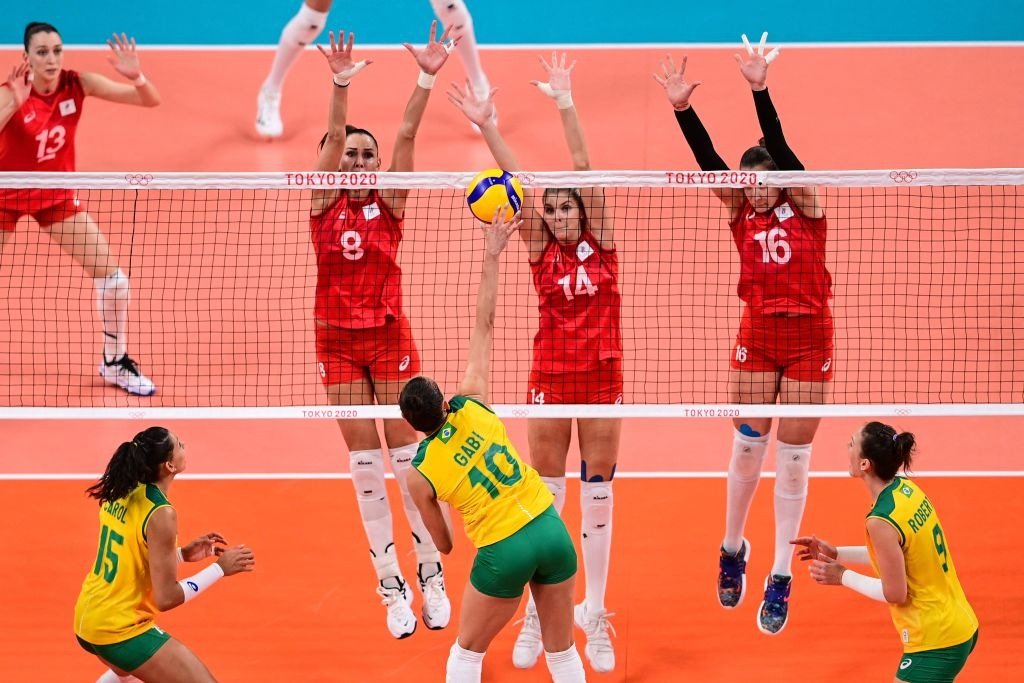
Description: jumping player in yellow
xmin=74 ymin=427 xmax=255 ymax=683
xmin=398 ymin=208 xmax=586 ymax=683
xmin=793 ymin=422 xmax=978 ymax=683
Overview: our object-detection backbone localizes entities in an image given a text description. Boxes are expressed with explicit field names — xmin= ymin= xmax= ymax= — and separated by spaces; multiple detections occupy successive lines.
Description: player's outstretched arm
xmin=458 ymin=208 xmax=523 ymax=402
xmin=406 ymin=468 xmax=454 ymax=554
xmin=0 ymin=64 xmax=32 ymax=131
xmin=655 ymin=55 xmax=744 ymax=215
xmin=80 ymin=34 xmax=160 ymax=107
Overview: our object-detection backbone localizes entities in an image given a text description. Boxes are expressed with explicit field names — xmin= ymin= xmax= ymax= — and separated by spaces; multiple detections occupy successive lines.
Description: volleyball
xmin=465 ymin=169 xmax=524 ymax=222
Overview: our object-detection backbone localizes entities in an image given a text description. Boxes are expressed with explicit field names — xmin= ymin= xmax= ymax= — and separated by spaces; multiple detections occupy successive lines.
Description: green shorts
xmin=470 ymin=505 xmax=577 ymax=598
xmin=896 ymin=630 xmax=979 ymax=683
xmin=77 ymin=626 xmax=171 ymax=672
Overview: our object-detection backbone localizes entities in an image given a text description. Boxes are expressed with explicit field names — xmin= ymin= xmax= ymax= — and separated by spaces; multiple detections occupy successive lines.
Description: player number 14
xmin=557 ymin=266 xmax=597 ymax=301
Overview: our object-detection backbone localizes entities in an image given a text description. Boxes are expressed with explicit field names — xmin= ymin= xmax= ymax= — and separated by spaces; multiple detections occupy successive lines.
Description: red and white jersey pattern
xmin=729 ymin=192 xmax=832 ymax=315
xmin=0 ymin=69 xmax=84 ymax=172
xmin=530 ymin=230 xmax=622 ymax=373
xmin=310 ymin=191 xmax=404 ymax=329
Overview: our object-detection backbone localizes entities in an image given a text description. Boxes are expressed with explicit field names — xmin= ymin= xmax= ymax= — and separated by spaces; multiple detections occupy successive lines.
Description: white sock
xmin=262 ymin=2 xmax=329 ymax=93
xmin=445 ymin=641 xmax=485 ymax=683
xmin=544 ymin=645 xmax=586 ymax=683
xmin=96 ymin=671 xmax=140 ymax=683
xmin=772 ymin=441 xmax=811 ymax=577
xmin=94 ymin=268 xmax=129 ymax=363
xmin=540 ymin=475 xmax=567 ymax=514
xmin=349 ymin=448 xmax=400 ymax=578
xmin=429 ymin=0 xmax=489 ymax=94
xmin=724 ymin=429 xmax=768 ymax=553
xmin=581 ymin=480 xmax=613 ymax=612
xmin=389 ymin=442 xmax=443 ymax=569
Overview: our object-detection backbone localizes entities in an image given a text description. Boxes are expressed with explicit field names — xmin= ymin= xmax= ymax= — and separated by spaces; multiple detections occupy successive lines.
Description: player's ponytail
xmin=860 ymin=421 xmax=915 ymax=481
xmin=739 ymin=139 xmax=776 ymax=171
xmin=23 ymin=22 xmax=60 ymax=51
xmin=86 ymin=427 xmax=174 ymax=503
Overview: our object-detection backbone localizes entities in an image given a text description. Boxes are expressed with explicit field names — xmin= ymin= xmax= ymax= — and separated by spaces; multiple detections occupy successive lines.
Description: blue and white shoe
xmin=757 ymin=574 xmax=793 ymax=635
xmin=717 ymin=539 xmax=750 ymax=608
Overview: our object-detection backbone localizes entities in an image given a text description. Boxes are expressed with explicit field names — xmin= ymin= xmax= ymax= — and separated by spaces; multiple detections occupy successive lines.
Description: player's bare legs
xmin=124 ymin=637 xmax=217 ymax=683
xmin=41 ymin=212 xmax=155 ymax=396
xmin=428 ymin=0 xmax=496 ymax=130
xmin=257 ymin=0 xmax=333 ymax=138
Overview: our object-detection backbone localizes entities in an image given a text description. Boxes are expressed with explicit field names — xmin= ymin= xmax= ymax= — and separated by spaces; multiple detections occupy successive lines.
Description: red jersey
xmin=310 ymin=191 xmax=404 ymax=329
xmin=729 ymin=192 xmax=832 ymax=315
xmin=531 ymin=230 xmax=622 ymax=373
xmin=0 ymin=69 xmax=84 ymax=172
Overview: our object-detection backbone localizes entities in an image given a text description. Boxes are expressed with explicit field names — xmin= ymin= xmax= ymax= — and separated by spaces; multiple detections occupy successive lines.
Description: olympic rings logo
xmin=125 ymin=174 xmax=154 ymax=186
xmin=511 ymin=408 xmax=530 ymax=417
xmin=894 ymin=408 xmax=911 ymax=416
xmin=515 ymin=173 xmax=536 ymax=186
xmin=888 ymin=171 xmax=918 ymax=184
xmin=127 ymin=410 xmax=147 ymax=419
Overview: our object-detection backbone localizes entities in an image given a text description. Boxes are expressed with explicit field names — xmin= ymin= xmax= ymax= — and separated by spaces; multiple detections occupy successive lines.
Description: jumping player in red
xmin=309 ymin=25 xmax=455 ymax=640
xmin=0 ymin=23 xmax=160 ymax=396
xmin=450 ymin=52 xmax=621 ymax=673
xmin=656 ymin=33 xmax=832 ymax=635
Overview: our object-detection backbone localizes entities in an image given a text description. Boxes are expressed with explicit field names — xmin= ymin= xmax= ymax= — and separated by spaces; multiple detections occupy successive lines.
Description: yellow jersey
xmin=74 ymin=483 xmax=172 ymax=644
xmin=413 ymin=395 xmax=553 ymax=547
xmin=867 ymin=477 xmax=978 ymax=653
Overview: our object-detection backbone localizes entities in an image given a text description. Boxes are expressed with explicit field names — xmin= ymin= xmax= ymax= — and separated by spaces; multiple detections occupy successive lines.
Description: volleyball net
xmin=1 ymin=169 xmax=1022 ymax=418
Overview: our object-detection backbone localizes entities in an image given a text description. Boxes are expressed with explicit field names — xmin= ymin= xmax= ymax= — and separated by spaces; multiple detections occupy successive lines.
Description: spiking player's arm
xmin=458 ymin=208 xmax=523 ymax=402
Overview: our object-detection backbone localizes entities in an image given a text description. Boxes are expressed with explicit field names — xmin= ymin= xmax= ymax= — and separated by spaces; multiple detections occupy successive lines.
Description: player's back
xmin=413 ymin=395 xmax=553 ymax=547
xmin=74 ymin=483 xmax=171 ymax=644
xmin=867 ymin=477 xmax=978 ymax=652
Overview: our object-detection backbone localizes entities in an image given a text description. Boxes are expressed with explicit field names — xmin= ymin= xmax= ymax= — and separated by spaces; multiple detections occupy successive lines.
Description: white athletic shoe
xmin=511 ymin=603 xmax=544 ymax=669
xmin=376 ymin=579 xmax=417 ymax=639
xmin=99 ymin=355 xmax=156 ymax=396
xmin=419 ymin=571 xmax=452 ymax=629
xmin=255 ymin=88 xmax=283 ymax=139
xmin=574 ymin=602 xmax=617 ymax=673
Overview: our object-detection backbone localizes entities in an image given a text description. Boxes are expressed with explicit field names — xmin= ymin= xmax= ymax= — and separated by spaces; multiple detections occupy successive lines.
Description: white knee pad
xmin=540 ymin=475 xmax=567 ymax=514
xmin=730 ymin=430 xmax=768 ymax=482
xmin=775 ymin=442 xmax=811 ymax=500
xmin=580 ymin=481 xmax=613 ymax=536
xmin=93 ymin=268 xmax=129 ymax=303
xmin=431 ymin=0 xmax=474 ymax=31
xmin=284 ymin=2 xmax=328 ymax=46
xmin=350 ymin=449 xmax=388 ymax=517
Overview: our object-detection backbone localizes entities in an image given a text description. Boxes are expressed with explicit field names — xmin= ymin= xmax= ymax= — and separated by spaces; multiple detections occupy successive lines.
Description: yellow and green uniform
xmin=413 ymin=395 xmax=576 ymax=598
xmin=75 ymin=483 xmax=172 ymax=645
xmin=867 ymin=477 xmax=978 ymax=656
xmin=413 ymin=395 xmax=553 ymax=547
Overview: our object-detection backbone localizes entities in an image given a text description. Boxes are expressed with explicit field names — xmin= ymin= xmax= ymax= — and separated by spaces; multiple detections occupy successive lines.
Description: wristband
xmin=553 ymin=92 xmax=573 ymax=110
xmin=132 ymin=74 xmax=147 ymax=87
xmin=176 ymin=547 xmax=184 ymax=564
xmin=333 ymin=72 xmax=350 ymax=88
xmin=837 ymin=546 xmax=870 ymax=565
xmin=178 ymin=562 xmax=225 ymax=603
xmin=840 ymin=569 xmax=886 ymax=602
xmin=417 ymin=71 xmax=436 ymax=90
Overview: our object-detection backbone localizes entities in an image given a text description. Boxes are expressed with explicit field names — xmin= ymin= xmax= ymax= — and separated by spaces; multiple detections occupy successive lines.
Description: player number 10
xmin=468 ymin=443 xmax=523 ymax=499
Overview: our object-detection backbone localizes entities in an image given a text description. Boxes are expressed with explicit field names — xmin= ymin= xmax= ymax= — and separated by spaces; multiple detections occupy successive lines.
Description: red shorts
xmin=731 ymin=308 xmax=834 ymax=382
xmin=315 ymin=316 xmax=421 ymax=386
xmin=0 ymin=189 xmax=84 ymax=231
xmin=527 ymin=358 xmax=624 ymax=405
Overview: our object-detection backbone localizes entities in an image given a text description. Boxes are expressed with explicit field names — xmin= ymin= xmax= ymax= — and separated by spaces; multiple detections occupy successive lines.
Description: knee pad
xmin=580 ymin=481 xmax=613 ymax=536
xmin=730 ymin=430 xmax=768 ymax=482
xmin=284 ymin=3 xmax=328 ymax=46
xmin=774 ymin=442 xmax=811 ymax=499
xmin=431 ymin=0 xmax=474 ymax=31
xmin=94 ymin=268 xmax=129 ymax=302
xmin=350 ymin=448 xmax=387 ymax=507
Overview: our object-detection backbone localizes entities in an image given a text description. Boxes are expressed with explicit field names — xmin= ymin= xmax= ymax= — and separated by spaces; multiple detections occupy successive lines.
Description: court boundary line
xmin=4 ymin=470 xmax=1021 ymax=481
xmin=2 ymin=41 xmax=1023 ymax=51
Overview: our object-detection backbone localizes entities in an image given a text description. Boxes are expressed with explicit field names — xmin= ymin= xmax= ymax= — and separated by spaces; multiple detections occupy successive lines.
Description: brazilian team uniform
xmin=74 ymin=484 xmax=174 ymax=670
xmin=867 ymin=477 xmax=979 ymax=682
xmin=413 ymin=395 xmax=577 ymax=598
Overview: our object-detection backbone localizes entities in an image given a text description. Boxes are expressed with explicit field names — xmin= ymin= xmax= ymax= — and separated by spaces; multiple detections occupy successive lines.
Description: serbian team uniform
xmin=74 ymin=484 xmax=173 ymax=645
xmin=728 ymin=192 xmax=834 ymax=382
xmin=413 ymin=395 xmax=575 ymax=597
xmin=529 ymin=230 xmax=623 ymax=404
xmin=310 ymin=191 xmax=420 ymax=385
xmin=0 ymin=69 xmax=86 ymax=231
xmin=867 ymin=477 xmax=979 ymax=681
